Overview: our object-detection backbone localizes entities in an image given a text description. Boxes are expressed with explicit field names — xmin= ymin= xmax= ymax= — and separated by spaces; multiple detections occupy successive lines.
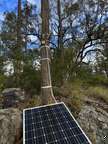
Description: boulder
xmin=77 ymin=105 xmax=108 ymax=144
xmin=0 ymin=108 xmax=22 ymax=144
xmin=2 ymin=88 xmax=25 ymax=108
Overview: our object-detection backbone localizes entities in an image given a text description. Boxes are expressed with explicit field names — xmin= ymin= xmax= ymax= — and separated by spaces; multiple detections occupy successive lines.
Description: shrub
xmin=84 ymin=74 xmax=108 ymax=86
xmin=20 ymin=66 xmax=41 ymax=96
xmin=0 ymin=74 xmax=6 ymax=92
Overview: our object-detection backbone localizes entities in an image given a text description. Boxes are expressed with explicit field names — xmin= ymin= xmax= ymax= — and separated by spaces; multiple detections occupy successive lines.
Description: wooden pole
xmin=15 ymin=0 xmax=22 ymax=87
xmin=41 ymin=0 xmax=55 ymax=105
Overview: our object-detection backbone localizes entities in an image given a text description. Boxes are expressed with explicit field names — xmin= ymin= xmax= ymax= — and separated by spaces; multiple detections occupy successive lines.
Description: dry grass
xmin=54 ymin=81 xmax=85 ymax=115
xmin=15 ymin=80 xmax=108 ymax=114
xmin=54 ymin=80 xmax=108 ymax=115
xmin=16 ymin=96 xmax=41 ymax=111
xmin=66 ymin=82 xmax=86 ymax=115
xmin=86 ymin=86 xmax=108 ymax=104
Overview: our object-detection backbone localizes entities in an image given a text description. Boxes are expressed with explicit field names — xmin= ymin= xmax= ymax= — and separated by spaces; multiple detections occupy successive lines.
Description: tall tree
xmin=41 ymin=0 xmax=55 ymax=104
xmin=14 ymin=0 xmax=22 ymax=87
xmin=57 ymin=0 xmax=63 ymax=51
xmin=57 ymin=0 xmax=64 ymax=83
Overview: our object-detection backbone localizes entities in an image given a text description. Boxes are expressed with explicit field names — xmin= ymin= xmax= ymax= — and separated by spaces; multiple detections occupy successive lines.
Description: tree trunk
xmin=41 ymin=0 xmax=55 ymax=105
xmin=57 ymin=0 xmax=64 ymax=84
xmin=57 ymin=0 xmax=63 ymax=51
xmin=14 ymin=0 xmax=22 ymax=87
xmin=25 ymin=1 xmax=28 ymax=53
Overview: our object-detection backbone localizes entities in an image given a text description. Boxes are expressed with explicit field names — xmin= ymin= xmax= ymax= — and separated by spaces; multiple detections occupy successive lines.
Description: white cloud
xmin=27 ymin=0 xmax=40 ymax=7
xmin=0 ymin=13 xmax=4 ymax=21
xmin=28 ymin=35 xmax=37 ymax=42
xmin=27 ymin=0 xmax=36 ymax=5
xmin=0 ymin=13 xmax=4 ymax=30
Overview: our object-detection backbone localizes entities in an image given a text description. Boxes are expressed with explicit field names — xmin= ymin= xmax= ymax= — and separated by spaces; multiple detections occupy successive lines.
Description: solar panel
xmin=23 ymin=102 xmax=92 ymax=144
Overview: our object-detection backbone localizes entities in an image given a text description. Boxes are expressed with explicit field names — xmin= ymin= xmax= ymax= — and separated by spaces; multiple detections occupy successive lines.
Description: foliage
xmin=0 ymin=74 xmax=6 ymax=92
xmin=86 ymin=75 xmax=108 ymax=86
xmin=20 ymin=65 xmax=41 ymax=96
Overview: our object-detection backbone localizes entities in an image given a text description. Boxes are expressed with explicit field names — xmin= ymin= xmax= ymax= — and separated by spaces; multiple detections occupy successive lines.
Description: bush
xmin=87 ymin=75 xmax=108 ymax=86
xmin=20 ymin=65 xmax=41 ymax=96
xmin=0 ymin=74 xmax=6 ymax=92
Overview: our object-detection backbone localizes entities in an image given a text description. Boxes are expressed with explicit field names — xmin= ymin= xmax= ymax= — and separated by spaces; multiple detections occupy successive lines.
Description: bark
xmin=25 ymin=8 xmax=27 ymax=53
xmin=57 ymin=0 xmax=64 ymax=84
xmin=57 ymin=0 xmax=63 ymax=51
xmin=41 ymin=0 xmax=54 ymax=105
xmin=14 ymin=0 xmax=22 ymax=87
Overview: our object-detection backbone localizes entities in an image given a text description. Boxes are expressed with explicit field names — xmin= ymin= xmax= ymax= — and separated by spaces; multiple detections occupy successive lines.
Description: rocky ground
xmin=77 ymin=98 xmax=108 ymax=144
xmin=0 ymin=108 xmax=22 ymax=144
xmin=0 ymin=88 xmax=108 ymax=144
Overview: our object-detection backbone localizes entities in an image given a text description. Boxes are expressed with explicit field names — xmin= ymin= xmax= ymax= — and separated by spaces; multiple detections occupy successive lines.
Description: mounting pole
xmin=41 ymin=0 xmax=56 ymax=105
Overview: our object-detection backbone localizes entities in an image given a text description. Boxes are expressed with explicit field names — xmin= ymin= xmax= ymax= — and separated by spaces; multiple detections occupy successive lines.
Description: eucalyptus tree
xmin=41 ymin=0 xmax=55 ymax=104
xmin=50 ymin=0 xmax=108 ymax=81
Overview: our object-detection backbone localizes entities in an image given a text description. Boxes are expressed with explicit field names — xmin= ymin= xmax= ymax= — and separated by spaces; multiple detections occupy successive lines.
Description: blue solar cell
xmin=23 ymin=102 xmax=92 ymax=144
xmin=25 ymin=124 xmax=33 ymax=131
xmin=25 ymin=138 xmax=35 ymax=144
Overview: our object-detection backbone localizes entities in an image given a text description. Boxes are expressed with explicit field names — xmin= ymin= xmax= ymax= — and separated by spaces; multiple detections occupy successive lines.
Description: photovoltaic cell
xmin=23 ymin=102 xmax=92 ymax=144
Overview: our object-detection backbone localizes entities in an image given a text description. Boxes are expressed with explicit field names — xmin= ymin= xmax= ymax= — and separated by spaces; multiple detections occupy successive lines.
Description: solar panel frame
xmin=23 ymin=102 xmax=92 ymax=144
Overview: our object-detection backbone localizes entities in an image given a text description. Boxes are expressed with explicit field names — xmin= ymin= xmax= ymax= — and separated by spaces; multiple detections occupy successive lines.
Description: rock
xmin=77 ymin=105 xmax=108 ymax=144
xmin=0 ymin=108 xmax=22 ymax=144
xmin=2 ymin=88 xmax=25 ymax=108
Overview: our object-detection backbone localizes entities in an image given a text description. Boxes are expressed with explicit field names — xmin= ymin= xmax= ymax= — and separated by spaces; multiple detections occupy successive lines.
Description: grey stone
xmin=77 ymin=105 xmax=108 ymax=144
xmin=2 ymin=88 xmax=25 ymax=108
xmin=0 ymin=108 xmax=22 ymax=144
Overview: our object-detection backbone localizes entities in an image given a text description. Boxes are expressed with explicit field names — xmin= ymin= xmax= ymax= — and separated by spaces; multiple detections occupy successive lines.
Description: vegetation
xmin=0 ymin=0 xmax=108 ymax=111
xmin=86 ymin=86 xmax=108 ymax=104
xmin=0 ymin=2 xmax=108 ymax=144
